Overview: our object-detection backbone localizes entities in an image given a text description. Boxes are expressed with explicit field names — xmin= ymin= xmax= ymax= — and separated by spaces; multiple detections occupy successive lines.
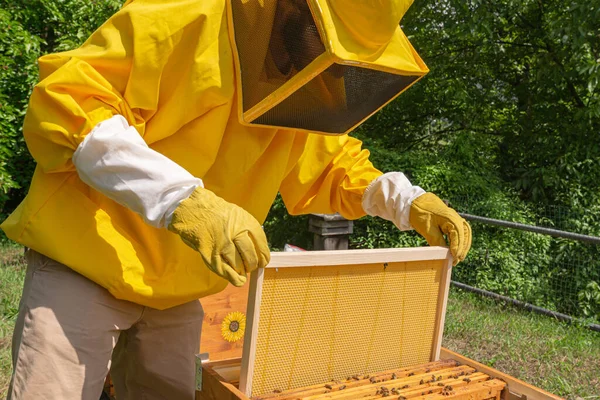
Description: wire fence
xmin=447 ymin=197 xmax=600 ymax=327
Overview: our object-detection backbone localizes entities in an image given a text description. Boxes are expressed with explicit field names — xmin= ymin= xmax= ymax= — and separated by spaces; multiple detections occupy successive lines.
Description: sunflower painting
xmin=221 ymin=311 xmax=246 ymax=343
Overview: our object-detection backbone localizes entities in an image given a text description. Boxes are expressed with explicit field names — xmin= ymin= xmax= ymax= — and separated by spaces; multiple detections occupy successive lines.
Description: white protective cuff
xmin=72 ymin=115 xmax=203 ymax=228
xmin=361 ymin=172 xmax=426 ymax=231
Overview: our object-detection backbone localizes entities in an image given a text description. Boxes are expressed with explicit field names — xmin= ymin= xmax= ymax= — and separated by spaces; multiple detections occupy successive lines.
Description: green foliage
xmin=0 ymin=0 xmax=123 ymax=224
xmin=263 ymin=194 xmax=313 ymax=251
xmin=350 ymin=130 xmax=558 ymax=309
xmin=578 ymin=281 xmax=600 ymax=320
xmin=0 ymin=9 xmax=40 ymax=212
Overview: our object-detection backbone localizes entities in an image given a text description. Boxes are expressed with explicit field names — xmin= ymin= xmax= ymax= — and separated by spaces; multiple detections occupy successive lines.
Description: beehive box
xmin=202 ymin=357 xmax=509 ymax=400
xmin=197 ymin=248 xmax=563 ymax=400
xmin=197 ymin=350 xmax=565 ymax=400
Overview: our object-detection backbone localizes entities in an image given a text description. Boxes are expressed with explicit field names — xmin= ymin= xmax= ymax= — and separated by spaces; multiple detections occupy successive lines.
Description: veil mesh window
xmin=255 ymin=66 xmax=417 ymax=133
xmin=231 ymin=0 xmax=326 ymax=111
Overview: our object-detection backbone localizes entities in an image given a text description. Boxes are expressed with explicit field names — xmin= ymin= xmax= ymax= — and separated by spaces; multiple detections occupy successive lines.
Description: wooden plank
xmin=210 ymin=363 xmax=242 ymax=384
xmin=200 ymin=284 xmax=250 ymax=361
xmin=268 ymin=247 xmax=450 ymax=268
xmin=196 ymin=364 xmax=248 ymax=400
xmin=239 ymin=268 xmax=265 ymax=397
xmin=439 ymin=348 xmax=564 ymax=400
xmin=430 ymin=255 xmax=453 ymax=361
xmin=205 ymin=358 xmax=244 ymax=369
xmin=412 ymin=379 xmax=506 ymax=400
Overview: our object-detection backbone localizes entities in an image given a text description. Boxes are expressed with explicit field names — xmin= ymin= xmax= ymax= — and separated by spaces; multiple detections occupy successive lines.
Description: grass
xmin=0 ymin=243 xmax=25 ymax=398
xmin=1 ymin=244 xmax=599 ymax=399
xmin=443 ymin=288 xmax=600 ymax=399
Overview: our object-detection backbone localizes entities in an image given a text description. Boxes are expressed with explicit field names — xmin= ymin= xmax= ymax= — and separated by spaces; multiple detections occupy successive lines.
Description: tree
xmin=0 ymin=0 xmax=123 ymax=222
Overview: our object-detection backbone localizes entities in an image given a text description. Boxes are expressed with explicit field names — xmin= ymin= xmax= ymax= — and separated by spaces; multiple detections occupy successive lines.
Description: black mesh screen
xmin=231 ymin=0 xmax=326 ymax=111
xmin=254 ymin=65 xmax=419 ymax=134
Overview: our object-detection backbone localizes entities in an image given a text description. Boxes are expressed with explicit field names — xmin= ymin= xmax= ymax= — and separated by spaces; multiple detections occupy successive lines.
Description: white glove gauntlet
xmin=361 ymin=172 xmax=425 ymax=231
xmin=73 ymin=115 xmax=203 ymax=228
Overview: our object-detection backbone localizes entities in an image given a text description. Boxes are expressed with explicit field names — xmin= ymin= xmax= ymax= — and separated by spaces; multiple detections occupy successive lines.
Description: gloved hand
xmin=409 ymin=193 xmax=472 ymax=265
xmin=168 ymin=187 xmax=270 ymax=286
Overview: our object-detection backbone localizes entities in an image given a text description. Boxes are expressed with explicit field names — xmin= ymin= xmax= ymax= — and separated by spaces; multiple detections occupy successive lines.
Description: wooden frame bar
xmin=267 ymin=247 xmax=451 ymax=268
xmin=239 ymin=268 xmax=264 ymax=396
xmin=431 ymin=257 xmax=453 ymax=361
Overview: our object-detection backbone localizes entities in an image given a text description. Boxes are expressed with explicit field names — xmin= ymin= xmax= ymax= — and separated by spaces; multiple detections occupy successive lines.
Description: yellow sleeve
xmin=279 ymin=134 xmax=383 ymax=220
xmin=22 ymin=0 xmax=219 ymax=174
xmin=23 ymin=2 xmax=146 ymax=174
xmin=23 ymin=55 xmax=137 ymax=173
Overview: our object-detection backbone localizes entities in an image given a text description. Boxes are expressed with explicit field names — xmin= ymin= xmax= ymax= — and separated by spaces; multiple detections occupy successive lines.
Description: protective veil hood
xmin=228 ymin=0 xmax=428 ymax=135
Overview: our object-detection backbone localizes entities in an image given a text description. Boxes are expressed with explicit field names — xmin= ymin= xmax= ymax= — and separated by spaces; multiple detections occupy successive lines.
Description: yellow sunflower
xmin=221 ymin=311 xmax=246 ymax=343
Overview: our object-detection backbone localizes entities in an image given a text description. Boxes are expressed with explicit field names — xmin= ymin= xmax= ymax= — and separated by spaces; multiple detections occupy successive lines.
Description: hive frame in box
xmin=198 ymin=354 xmax=563 ymax=400
xmin=239 ymin=247 xmax=454 ymax=398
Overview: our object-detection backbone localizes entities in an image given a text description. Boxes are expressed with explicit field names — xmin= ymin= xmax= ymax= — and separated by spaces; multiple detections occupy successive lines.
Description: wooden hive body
xmin=196 ymin=248 xmax=562 ymax=400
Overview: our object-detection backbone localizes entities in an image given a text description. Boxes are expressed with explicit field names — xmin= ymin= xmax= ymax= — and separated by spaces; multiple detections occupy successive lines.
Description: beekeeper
xmin=2 ymin=0 xmax=471 ymax=398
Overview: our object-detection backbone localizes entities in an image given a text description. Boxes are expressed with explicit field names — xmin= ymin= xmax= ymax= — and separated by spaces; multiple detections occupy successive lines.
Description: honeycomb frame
xmin=240 ymin=247 xmax=453 ymax=398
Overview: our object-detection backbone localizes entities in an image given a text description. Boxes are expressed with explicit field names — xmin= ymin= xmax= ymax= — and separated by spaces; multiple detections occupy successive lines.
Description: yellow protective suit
xmin=1 ymin=0 xmax=382 ymax=309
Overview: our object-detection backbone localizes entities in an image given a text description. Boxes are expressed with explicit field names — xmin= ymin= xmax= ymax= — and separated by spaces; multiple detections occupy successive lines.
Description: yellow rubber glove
xmin=409 ymin=193 xmax=472 ymax=265
xmin=168 ymin=187 xmax=270 ymax=286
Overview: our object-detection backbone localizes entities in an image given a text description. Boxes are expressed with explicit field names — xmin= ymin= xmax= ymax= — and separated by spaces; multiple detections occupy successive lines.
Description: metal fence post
xmin=308 ymin=214 xmax=353 ymax=250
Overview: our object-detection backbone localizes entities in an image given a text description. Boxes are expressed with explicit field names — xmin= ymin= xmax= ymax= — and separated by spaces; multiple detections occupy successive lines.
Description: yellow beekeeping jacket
xmin=1 ymin=0 xmax=382 ymax=309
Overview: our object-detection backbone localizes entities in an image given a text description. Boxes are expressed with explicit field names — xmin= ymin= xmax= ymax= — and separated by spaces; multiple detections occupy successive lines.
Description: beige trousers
xmin=8 ymin=250 xmax=203 ymax=400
